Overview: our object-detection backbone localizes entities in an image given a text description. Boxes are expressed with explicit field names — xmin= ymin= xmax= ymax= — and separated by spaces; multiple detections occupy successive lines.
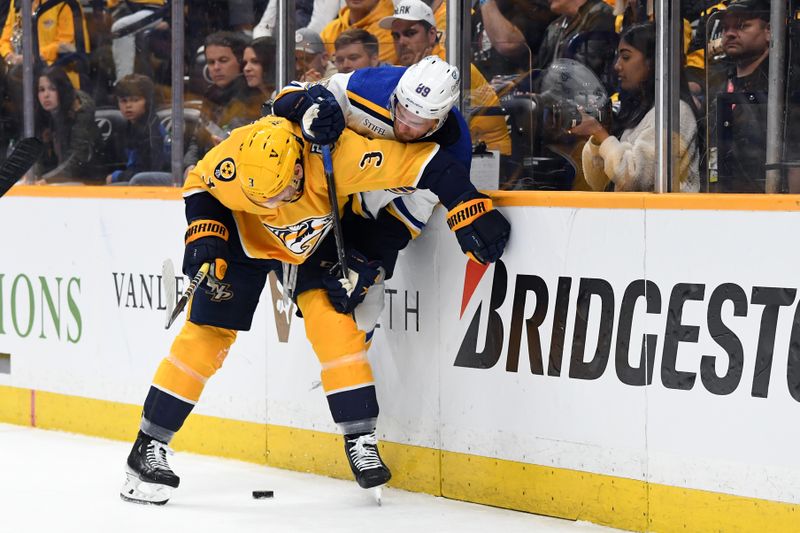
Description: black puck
xmin=252 ymin=490 xmax=274 ymax=499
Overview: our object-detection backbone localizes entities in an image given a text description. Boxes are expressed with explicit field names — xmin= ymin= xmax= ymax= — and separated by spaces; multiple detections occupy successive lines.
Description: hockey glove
xmin=300 ymin=85 xmax=345 ymax=145
xmin=183 ymin=219 xmax=230 ymax=280
xmin=322 ymin=250 xmax=383 ymax=314
xmin=446 ymin=192 xmax=510 ymax=264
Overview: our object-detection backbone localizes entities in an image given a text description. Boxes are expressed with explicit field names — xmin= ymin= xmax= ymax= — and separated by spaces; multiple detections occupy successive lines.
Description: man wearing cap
xmin=708 ymin=0 xmax=800 ymax=192
xmin=379 ymin=0 xmax=511 ymax=155
xmin=295 ymin=27 xmax=338 ymax=82
xmin=321 ymin=0 xmax=397 ymax=64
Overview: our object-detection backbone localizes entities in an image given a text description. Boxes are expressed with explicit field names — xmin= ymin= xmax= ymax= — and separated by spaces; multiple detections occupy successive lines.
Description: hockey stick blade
xmin=0 ymin=138 xmax=44 ymax=199
xmin=162 ymin=259 xmax=177 ymax=329
xmin=165 ymin=262 xmax=209 ymax=329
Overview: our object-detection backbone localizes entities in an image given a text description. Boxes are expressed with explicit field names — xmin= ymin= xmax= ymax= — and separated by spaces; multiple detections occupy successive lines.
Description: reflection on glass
xmin=5 ymin=0 xmax=799 ymax=194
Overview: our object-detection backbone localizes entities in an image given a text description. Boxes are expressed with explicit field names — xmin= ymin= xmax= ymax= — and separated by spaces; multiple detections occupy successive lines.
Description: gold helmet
xmin=238 ymin=118 xmax=304 ymax=205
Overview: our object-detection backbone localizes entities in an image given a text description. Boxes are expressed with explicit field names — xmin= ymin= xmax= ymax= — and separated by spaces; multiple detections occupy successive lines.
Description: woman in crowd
xmin=243 ymin=36 xmax=277 ymax=98
xmin=34 ymin=65 xmax=100 ymax=183
xmin=571 ymin=22 xmax=700 ymax=192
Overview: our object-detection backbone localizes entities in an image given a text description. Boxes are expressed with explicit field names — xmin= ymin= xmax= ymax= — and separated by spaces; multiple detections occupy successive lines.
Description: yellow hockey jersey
xmin=183 ymin=116 xmax=441 ymax=265
xmin=0 ymin=0 xmax=91 ymax=64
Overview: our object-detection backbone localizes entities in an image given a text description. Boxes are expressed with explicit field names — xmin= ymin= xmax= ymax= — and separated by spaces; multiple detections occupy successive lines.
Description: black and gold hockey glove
xmin=322 ymin=250 xmax=383 ymax=314
xmin=446 ymin=192 xmax=510 ymax=264
xmin=183 ymin=218 xmax=229 ymax=279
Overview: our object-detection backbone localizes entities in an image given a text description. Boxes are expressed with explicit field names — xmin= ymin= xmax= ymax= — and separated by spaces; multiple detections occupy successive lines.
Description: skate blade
xmin=120 ymin=471 xmax=173 ymax=505
xmin=373 ymin=486 xmax=383 ymax=506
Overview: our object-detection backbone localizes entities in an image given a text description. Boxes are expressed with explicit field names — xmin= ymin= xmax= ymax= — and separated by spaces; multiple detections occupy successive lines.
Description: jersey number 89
xmin=415 ymin=84 xmax=431 ymax=97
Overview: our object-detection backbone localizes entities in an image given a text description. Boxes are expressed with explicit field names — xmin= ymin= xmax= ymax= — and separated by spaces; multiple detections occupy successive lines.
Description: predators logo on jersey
xmin=263 ymin=214 xmax=333 ymax=256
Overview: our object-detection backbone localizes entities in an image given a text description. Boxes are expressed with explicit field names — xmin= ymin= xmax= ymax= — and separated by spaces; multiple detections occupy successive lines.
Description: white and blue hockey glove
xmin=323 ymin=250 xmax=383 ymax=314
xmin=301 ymin=85 xmax=345 ymax=145
xmin=446 ymin=192 xmax=510 ymax=264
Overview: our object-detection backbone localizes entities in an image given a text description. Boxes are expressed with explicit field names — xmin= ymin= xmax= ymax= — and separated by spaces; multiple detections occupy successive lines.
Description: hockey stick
xmin=0 ymin=138 xmax=44 ymax=199
xmin=321 ymin=144 xmax=348 ymax=277
xmin=165 ymin=262 xmax=210 ymax=329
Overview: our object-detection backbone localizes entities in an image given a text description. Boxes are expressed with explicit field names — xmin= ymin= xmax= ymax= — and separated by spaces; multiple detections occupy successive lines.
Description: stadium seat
xmin=93 ymin=107 xmax=128 ymax=176
xmin=156 ymin=107 xmax=201 ymax=144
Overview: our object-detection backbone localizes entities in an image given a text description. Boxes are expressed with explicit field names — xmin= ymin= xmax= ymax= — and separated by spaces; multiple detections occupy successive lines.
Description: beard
xmin=725 ymin=42 xmax=768 ymax=65
xmin=397 ymin=45 xmax=429 ymax=67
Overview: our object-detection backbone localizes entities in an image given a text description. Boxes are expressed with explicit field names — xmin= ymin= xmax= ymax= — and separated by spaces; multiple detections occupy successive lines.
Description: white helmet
xmin=391 ymin=56 xmax=460 ymax=138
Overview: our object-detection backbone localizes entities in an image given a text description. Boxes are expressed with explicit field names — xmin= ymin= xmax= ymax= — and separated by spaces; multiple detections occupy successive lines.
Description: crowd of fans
xmin=0 ymin=0 xmax=797 ymax=192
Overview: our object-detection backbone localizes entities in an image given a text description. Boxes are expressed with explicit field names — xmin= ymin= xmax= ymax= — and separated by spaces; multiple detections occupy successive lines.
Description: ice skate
xmin=120 ymin=431 xmax=180 ymax=505
xmin=344 ymin=431 xmax=391 ymax=492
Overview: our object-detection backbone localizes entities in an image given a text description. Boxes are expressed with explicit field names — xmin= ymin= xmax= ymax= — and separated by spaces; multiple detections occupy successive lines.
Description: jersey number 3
xmin=359 ymin=151 xmax=384 ymax=169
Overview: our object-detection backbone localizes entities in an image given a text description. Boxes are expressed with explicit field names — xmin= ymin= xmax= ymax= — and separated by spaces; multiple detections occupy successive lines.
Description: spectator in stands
xmin=110 ymin=0 xmax=168 ymax=82
xmin=333 ymin=28 xmax=382 ymax=73
xmin=570 ymin=23 xmax=700 ymax=192
xmin=105 ymin=73 xmax=171 ymax=185
xmin=184 ymin=31 xmax=262 ymax=172
xmin=707 ymin=0 xmax=800 ymax=192
xmin=536 ymin=0 xmax=616 ymax=92
xmin=1 ymin=0 xmax=90 ymax=71
xmin=295 ymin=28 xmax=338 ymax=82
xmin=612 ymin=0 xmax=706 ymax=104
xmin=253 ymin=0 xmax=341 ymax=39
xmin=1 ymin=0 xmax=91 ymax=96
xmin=381 ymin=1 xmax=438 ymax=65
xmin=379 ymin=0 xmax=511 ymax=155
xmin=2 ymin=0 xmax=92 ymax=142
xmin=243 ymin=36 xmax=277 ymax=97
xmin=321 ymin=0 xmax=396 ymax=64
xmin=34 ymin=65 xmax=101 ymax=184
xmin=471 ymin=0 xmax=555 ymax=80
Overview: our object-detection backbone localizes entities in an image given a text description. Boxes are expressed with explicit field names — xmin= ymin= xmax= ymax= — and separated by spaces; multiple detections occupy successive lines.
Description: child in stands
xmin=106 ymin=73 xmax=171 ymax=185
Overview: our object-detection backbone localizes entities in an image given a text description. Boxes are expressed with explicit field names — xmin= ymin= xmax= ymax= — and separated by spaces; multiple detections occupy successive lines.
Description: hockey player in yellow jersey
xmin=182 ymin=117 xmax=452 ymax=264
xmin=120 ymin=112 xmax=510 ymax=505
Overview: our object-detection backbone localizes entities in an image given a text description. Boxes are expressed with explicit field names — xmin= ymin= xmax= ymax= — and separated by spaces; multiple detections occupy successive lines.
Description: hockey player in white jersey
xmin=272 ymin=57 xmax=488 ymax=331
xmin=272 ymin=58 xmax=505 ymax=490
xmin=273 ymin=56 xmax=472 ymax=245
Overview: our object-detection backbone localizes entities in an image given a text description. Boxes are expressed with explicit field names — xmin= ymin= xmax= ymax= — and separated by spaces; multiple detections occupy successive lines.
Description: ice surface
xmin=0 ymin=424 xmax=623 ymax=533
